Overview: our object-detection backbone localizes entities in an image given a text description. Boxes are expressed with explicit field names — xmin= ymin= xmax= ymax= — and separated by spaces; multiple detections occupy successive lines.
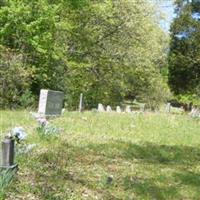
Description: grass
xmin=1 ymin=110 xmax=200 ymax=199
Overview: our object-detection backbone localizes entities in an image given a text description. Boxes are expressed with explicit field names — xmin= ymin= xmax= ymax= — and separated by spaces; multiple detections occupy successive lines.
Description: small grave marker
xmin=106 ymin=105 xmax=112 ymax=112
xmin=190 ymin=106 xmax=199 ymax=118
xmin=125 ymin=105 xmax=131 ymax=113
xmin=116 ymin=106 xmax=122 ymax=113
xmin=98 ymin=103 xmax=105 ymax=112
xmin=1 ymin=138 xmax=17 ymax=169
xmin=166 ymin=103 xmax=171 ymax=113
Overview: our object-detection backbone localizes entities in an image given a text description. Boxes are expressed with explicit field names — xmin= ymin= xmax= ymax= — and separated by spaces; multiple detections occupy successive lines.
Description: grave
xmin=106 ymin=105 xmax=112 ymax=112
xmin=79 ymin=93 xmax=83 ymax=112
xmin=0 ymin=137 xmax=17 ymax=169
xmin=98 ymin=103 xmax=105 ymax=112
xmin=116 ymin=106 xmax=122 ymax=113
xmin=125 ymin=105 xmax=131 ymax=113
xmin=165 ymin=103 xmax=171 ymax=113
xmin=38 ymin=89 xmax=64 ymax=116
xmin=190 ymin=106 xmax=200 ymax=118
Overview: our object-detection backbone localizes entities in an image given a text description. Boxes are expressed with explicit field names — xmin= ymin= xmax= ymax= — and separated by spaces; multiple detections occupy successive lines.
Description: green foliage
xmin=169 ymin=1 xmax=200 ymax=99
xmin=0 ymin=46 xmax=33 ymax=108
xmin=36 ymin=123 xmax=60 ymax=140
xmin=18 ymin=90 xmax=36 ymax=108
xmin=176 ymin=93 xmax=200 ymax=106
xmin=0 ymin=169 xmax=16 ymax=199
xmin=0 ymin=0 xmax=169 ymax=109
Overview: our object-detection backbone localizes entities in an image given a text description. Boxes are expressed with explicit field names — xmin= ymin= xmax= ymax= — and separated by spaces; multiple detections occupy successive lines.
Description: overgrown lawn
xmin=1 ymin=111 xmax=200 ymax=199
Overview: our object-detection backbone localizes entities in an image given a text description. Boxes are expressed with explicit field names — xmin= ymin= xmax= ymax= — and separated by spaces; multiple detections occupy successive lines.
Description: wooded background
xmin=1 ymin=0 xmax=199 ymax=109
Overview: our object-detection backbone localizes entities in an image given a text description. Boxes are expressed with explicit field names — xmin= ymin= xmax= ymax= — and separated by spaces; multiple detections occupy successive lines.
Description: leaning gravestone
xmin=38 ymin=89 xmax=64 ymax=116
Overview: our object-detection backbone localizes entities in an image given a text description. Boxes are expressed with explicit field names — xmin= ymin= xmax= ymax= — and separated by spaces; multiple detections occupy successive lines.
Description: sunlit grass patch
xmin=1 ymin=110 xmax=200 ymax=199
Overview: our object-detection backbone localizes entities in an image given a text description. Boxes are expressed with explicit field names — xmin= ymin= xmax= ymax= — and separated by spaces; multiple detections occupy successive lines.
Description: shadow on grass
xmin=85 ymin=141 xmax=200 ymax=165
xmin=123 ymin=176 xmax=179 ymax=200
xmin=16 ymin=141 xmax=200 ymax=199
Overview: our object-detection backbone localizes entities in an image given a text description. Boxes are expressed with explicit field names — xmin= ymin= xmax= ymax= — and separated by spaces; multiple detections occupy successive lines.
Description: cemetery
xmin=1 ymin=89 xmax=200 ymax=199
xmin=1 ymin=0 xmax=200 ymax=199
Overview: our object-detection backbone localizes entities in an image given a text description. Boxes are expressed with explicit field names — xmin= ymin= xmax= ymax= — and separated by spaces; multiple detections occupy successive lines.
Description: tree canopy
xmin=169 ymin=0 xmax=200 ymax=104
xmin=0 ymin=0 xmax=169 ymax=109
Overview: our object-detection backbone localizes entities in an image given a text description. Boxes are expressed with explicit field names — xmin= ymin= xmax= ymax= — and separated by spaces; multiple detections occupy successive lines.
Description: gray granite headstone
xmin=1 ymin=138 xmax=17 ymax=169
xmin=38 ymin=89 xmax=64 ymax=116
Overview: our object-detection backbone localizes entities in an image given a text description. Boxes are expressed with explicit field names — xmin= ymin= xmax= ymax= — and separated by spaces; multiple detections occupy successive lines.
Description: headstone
xmin=98 ymin=103 xmax=105 ymax=112
xmin=165 ymin=103 xmax=171 ymax=113
xmin=125 ymin=105 xmax=131 ymax=113
xmin=79 ymin=93 xmax=83 ymax=112
xmin=106 ymin=105 xmax=112 ymax=112
xmin=190 ymin=106 xmax=199 ymax=118
xmin=116 ymin=106 xmax=122 ymax=113
xmin=1 ymin=138 xmax=17 ymax=169
xmin=38 ymin=89 xmax=64 ymax=116
xmin=140 ymin=104 xmax=145 ymax=112
xmin=61 ymin=108 xmax=66 ymax=114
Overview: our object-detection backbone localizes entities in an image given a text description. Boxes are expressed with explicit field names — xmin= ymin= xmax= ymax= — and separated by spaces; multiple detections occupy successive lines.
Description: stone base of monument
xmin=0 ymin=164 xmax=18 ymax=170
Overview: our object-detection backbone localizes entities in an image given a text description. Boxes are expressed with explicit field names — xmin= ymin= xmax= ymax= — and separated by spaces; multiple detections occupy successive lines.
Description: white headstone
xmin=116 ymin=106 xmax=122 ymax=113
xmin=125 ymin=105 xmax=131 ymax=113
xmin=98 ymin=103 xmax=105 ymax=112
xmin=106 ymin=105 xmax=112 ymax=112
xmin=190 ymin=106 xmax=199 ymax=118
xmin=165 ymin=103 xmax=171 ymax=113
xmin=38 ymin=89 xmax=64 ymax=116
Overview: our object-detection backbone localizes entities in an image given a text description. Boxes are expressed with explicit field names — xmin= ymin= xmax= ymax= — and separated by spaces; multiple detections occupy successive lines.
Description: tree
xmin=62 ymin=0 xmax=170 ymax=108
xmin=169 ymin=0 xmax=200 ymax=100
xmin=0 ymin=46 xmax=33 ymax=108
xmin=0 ymin=0 xmax=169 ymax=109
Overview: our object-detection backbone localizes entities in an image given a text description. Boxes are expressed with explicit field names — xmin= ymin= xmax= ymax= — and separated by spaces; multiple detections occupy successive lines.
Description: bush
xmin=0 ymin=46 xmax=33 ymax=109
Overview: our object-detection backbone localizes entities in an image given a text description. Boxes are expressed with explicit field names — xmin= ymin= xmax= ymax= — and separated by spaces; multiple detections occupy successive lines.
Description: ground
xmin=1 ymin=110 xmax=200 ymax=200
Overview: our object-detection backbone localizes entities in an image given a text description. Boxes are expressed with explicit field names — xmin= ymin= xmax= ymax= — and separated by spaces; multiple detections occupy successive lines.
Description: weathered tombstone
xmin=1 ymin=138 xmax=17 ymax=169
xmin=106 ymin=105 xmax=112 ymax=112
xmin=190 ymin=106 xmax=199 ymax=118
xmin=98 ymin=103 xmax=105 ymax=112
xmin=38 ymin=89 xmax=64 ymax=116
xmin=116 ymin=106 xmax=122 ymax=113
xmin=165 ymin=103 xmax=171 ymax=113
xmin=125 ymin=105 xmax=131 ymax=113
xmin=79 ymin=93 xmax=83 ymax=112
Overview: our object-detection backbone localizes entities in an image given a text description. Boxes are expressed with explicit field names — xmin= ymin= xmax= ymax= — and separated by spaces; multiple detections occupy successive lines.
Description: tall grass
xmin=1 ymin=110 xmax=200 ymax=199
xmin=0 ymin=169 xmax=16 ymax=199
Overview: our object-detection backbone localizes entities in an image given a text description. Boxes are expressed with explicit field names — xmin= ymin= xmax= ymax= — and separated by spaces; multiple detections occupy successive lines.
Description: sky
xmin=158 ymin=0 xmax=175 ymax=32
